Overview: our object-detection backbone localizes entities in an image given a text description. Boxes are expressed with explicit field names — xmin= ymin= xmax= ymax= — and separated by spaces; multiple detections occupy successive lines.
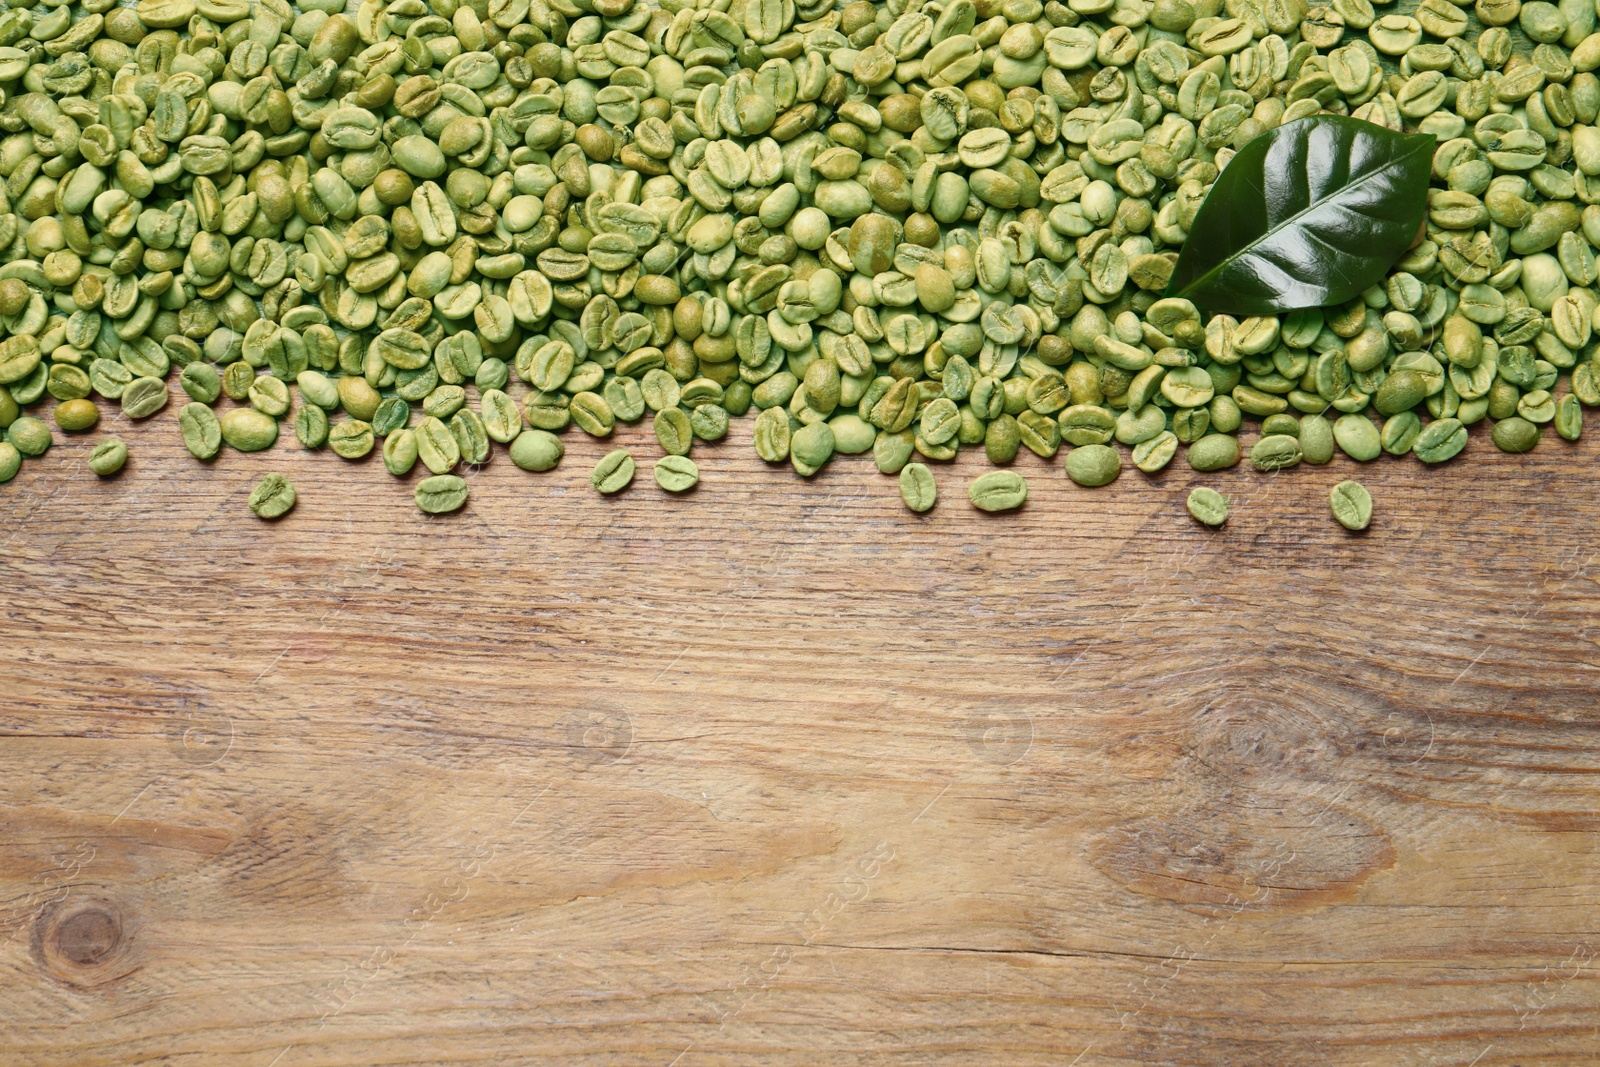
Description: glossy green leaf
xmin=1165 ymin=116 xmax=1436 ymax=316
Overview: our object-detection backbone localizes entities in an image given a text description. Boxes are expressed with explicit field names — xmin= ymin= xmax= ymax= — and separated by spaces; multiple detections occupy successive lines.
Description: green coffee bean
xmin=641 ymin=370 xmax=681 ymax=412
xmin=329 ymin=421 xmax=376 ymax=460
xmin=1299 ymin=415 xmax=1335 ymax=465
xmin=791 ymin=422 xmax=835 ymax=476
xmin=89 ymin=361 xmax=132 ymax=402
xmin=339 ymin=377 xmax=381 ymax=422
xmin=968 ymin=470 xmax=1029 ymax=511
xmin=0 ymin=435 xmax=21 ymax=486
xmin=899 ymin=462 xmax=938 ymax=513
xmin=1250 ymin=434 xmax=1303 ymax=471
xmin=9 ymin=366 xmax=45 ymax=408
xmin=384 ymin=429 xmax=419 ymax=476
xmin=1187 ymin=487 xmax=1230 ymax=527
xmin=1556 ymin=393 xmax=1583 ymax=440
xmin=372 ymin=397 xmax=411 ymax=437
xmin=1518 ymin=389 xmax=1558 ymax=424
xmin=1060 ymin=405 xmax=1117 ymax=446
xmin=830 ymin=414 xmax=878 ymax=455
xmin=592 ymin=449 xmax=637 ymax=494
xmin=1414 ymin=417 xmax=1468 ymax=462
xmin=0 ymin=338 xmax=41 ymax=386
xmin=654 ymin=456 xmax=700 ymax=493
xmin=223 ymin=363 xmax=256 ymax=402
xmin=121 ymin=378 xmax=169 ymax=420
xmin=1333 ymin=415 xmax=1383 ymax=461
xmin=752 ymin=407 xmax=791 ymax=463
xmin=1132 ymin=432 xmax=1179 ymax=473
xmin=571 ymin=392 xmax=616 ymax=437
xmin=297 ymin=405 xmax=330 ymax=450
xmin=249 ymin=474 xmax=297 ymax=520
xmin=1066 ymin=444 xmax=1121 ymax=487
xmin=1188 ymin=434 xmax=1241 ymax=471
xmin=509 ymin=430 xmax=564 ymax=472
xmin=476 ymin=359 xmax=510 ymax=393
xmin=874 ymin=429 xmax=916 ymax=474
xmin=450 ymin=411 xmax=490 ymax=466
xmin=397 ymin=366 xmax=440 ymax=402
xmin=1374 ymin=370 xmax=1426 ymax=415
xmin=415 ymin=475 xmax=470 ymax=514
xmin=1381 ymin=412 xmax=1421 ymax=455
xmin=1492 ymin=416 xmax=1541 ymax=452
xmin=416 ymin=417 xmax=460 ymax=475
xmin=1330 ymin=480 xmax=1374 ymax=531
xmin=296 ymin=371 xmax=338 ymax=411
xmin=87 ymin=438 xmax=127 ymax=477
xmin=182 ymin=365 xmax=223 ymax=405
xmin=179 ymin=403 xmax=222 ymax=461
xmin=220 ymin=409 xmax=278 ymax=452
xmin=605 ymin=377 xmax=647 ymax=424
xmin=1233 ymin=386 xmax=1288 ymax=417
xmin=7 ymin=416 xmax=51 ymax=457
xmin=424 ymin=387 xmax=467 ymax=421
xmin=249 ymin=377 xmax=292 ymax=418
xmin=54 ymin=400 xmax=99 ymax=434
xmin=985 ymin=415 xmax=1022 ymax=464
xmin=1262 ymin=414 xmax=1302 ymax=439
xmin=480 ymin=391 xmax=522 ymax=444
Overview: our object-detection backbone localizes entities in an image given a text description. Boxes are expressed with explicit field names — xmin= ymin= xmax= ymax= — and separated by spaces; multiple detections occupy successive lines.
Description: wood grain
xmin=2 ymin=402 xmax=1598 ymax=1066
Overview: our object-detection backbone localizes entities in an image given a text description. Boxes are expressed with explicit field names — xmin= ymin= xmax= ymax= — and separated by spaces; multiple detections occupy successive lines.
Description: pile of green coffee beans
xmin=0 ymin=0 xmax=1594 ymax=520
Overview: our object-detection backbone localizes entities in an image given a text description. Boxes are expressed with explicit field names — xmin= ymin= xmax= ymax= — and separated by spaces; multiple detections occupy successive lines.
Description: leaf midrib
xmin=1177 ymin=138 xmax=1429 ymax=302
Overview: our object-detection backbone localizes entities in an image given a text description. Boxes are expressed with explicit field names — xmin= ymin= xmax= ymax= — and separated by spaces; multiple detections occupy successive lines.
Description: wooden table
xmin=3 ymin=406 xmax=1597 ymax=1065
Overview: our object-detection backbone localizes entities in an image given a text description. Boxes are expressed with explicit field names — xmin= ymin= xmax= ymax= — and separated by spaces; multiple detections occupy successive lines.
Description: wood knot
xmin=1087 ymin=795 xmax=1393 ymax=915
xmin=56 ymin=907 xmax=120 ymax=965
xmin=34 ymin=896 xmax=135 ymax=987
xmin=1188 ymin=694 xmax=1338 ymax=782
xmin=1180 ymin=673 xmax=1397 ymax=790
